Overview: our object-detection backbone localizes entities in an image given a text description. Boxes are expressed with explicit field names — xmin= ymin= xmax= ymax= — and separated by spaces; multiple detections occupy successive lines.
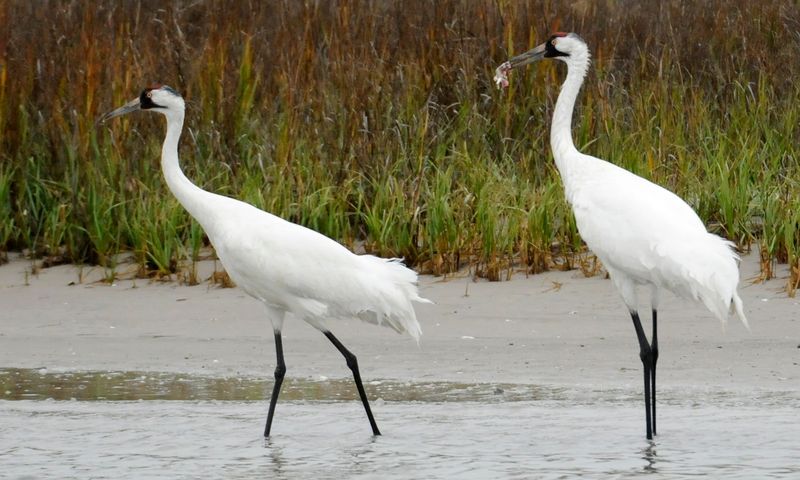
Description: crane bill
xmin=494 ymin=62 xmax=511 ymax=89
xmin=98 ymin=97 xmax=141 ymax=125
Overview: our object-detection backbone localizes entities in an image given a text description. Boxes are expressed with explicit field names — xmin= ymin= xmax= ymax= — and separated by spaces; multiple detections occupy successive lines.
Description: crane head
xmin=494 ymin=32 xmax=588 ymax=88
xmin=99 ymin=84 xmax=184 ymax=124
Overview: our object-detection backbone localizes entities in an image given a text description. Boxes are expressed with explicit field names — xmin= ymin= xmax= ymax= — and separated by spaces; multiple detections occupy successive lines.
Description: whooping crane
xmin=100 ymin=85 xmax=430 ymax=437
xmin=495 ymin=33 xmax=748 ymax=440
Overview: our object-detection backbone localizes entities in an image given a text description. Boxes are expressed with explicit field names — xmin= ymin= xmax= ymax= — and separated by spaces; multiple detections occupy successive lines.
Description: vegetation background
xmin=0 ymin=0 xmax=798 ymax=293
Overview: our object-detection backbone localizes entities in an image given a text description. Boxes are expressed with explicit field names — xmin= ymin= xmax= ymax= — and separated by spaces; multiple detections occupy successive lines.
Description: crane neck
xmin=160 ymin=109 xmax=216 ymax=229
xmin=550 ymin=52 xmax=590 ymax=186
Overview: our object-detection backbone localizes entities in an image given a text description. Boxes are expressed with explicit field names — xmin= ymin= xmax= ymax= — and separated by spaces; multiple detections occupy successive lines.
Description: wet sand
xmin=1 ymin=251 xmax=797 ymax=395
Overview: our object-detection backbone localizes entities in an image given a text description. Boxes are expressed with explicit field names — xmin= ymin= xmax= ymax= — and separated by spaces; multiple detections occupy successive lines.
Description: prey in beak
xmin=494 ymin=32 xmax=578 ymax=89
xmin=494 ymin=43 xmax=547 ymax=89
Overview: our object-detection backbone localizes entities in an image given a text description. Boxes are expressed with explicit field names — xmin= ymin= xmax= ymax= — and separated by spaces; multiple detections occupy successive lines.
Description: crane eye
xmin=551 ymin=39 xmax=557 ymax=46
xmin=146 ymin=91 xmax=152 ymax=98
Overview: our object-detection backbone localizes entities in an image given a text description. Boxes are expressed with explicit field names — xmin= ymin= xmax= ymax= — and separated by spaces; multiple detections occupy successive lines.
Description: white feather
xmin=569 ymin=154 xmax=748 ymax=328
xmin=500 ymin=33 xmax=748 ymax=440
xmin=134 ymin=89 xmax=429 ymax=340
xmin=542 ymin=34 xmax=748 ymax=328
xmin=103 ymin=85 xmax=429 ymax=437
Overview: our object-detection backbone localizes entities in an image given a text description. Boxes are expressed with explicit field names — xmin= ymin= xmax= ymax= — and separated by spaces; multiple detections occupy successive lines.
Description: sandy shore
xmin=0 ymin=252 xmax=797 ymax=395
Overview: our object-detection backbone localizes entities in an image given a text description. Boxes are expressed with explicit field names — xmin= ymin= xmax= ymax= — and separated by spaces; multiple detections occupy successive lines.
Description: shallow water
xmin=1 ymin=369 xmax=798 ymax=479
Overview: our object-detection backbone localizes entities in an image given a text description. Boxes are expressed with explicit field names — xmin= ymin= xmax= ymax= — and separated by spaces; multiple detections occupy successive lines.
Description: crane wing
xmin=208 ymin=201 xmax=426 ymax=338
xmin=569 ymin=158 xmax=743 ymax=324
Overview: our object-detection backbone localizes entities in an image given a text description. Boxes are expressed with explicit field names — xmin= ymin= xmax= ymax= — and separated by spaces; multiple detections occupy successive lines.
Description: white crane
xmin=100 ymin=85 xmax=430 ymax=437
xmin=495 ymin=33 xmax=748 ymax=440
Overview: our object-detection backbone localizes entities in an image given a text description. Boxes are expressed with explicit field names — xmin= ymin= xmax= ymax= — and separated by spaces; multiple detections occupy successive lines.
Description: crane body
xmin=101 ymin=85 xmax=428 ymax=437
xmin=496 ymin=33 xmax=747 ymax=440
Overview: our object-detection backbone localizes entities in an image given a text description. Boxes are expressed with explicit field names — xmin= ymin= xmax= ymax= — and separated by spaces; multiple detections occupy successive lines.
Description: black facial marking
xmin=139 ymin=88 xmax=164 ymax=110
xmin=544 ymin=35 xmax=570 ymax=58
xmin=138 ymin=84 xmax=181 ymax=109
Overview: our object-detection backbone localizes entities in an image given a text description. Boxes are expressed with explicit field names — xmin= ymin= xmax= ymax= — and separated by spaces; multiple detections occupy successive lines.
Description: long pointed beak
xmin=98 ymin=97 xmax=141 ymax=125
xmin=507 ymin=42 xmax=547 ymax=69
xmin=494 ymin=42 xmax=547 ymax=89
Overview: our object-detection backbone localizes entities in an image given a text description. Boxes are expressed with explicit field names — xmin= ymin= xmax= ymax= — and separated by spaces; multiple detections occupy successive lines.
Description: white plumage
xmin=497 ymin=32 xmax=747 ymax=440
xmin=567 ymin=155 xmax=747 ymax=327
xmin=101 ymin=84 xmax=429 ymax=438
xmin=204 ymin=196 xmax=425 ymax=338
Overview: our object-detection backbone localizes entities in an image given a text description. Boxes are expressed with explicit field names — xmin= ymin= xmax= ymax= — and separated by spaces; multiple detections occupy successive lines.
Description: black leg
xmin=630 ymin=311 xmax=653 ymax=440
xmin=651 ymin=309 xmax=659 ymax=436
xmin=324 ymin=331 xmax=381 ymax=436
xmin=643 ymin=360 xmax=652 ymax=439
xmin=264 ymin=331 xmax=287 ymax=437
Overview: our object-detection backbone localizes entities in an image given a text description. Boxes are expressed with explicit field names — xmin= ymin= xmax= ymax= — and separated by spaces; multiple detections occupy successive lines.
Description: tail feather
xmin=657 ymin=234 xmax=748 ymax=328
xmin=731 ymin=290 xmax=749 ymax=331
xmin=355 ymin=256 xmax=431 ymax=342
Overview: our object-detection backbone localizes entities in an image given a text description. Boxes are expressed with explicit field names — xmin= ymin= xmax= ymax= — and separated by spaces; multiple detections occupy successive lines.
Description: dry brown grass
xmin=0 ymin=1 xmax=798 ymax=291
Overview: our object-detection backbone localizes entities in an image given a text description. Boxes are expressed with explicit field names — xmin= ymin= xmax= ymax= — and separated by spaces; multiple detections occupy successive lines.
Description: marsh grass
xmin=1 ymin=1 xmax=799 ymax=293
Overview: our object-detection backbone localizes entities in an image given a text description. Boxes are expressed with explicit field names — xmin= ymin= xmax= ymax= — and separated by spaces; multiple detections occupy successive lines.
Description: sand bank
xmin=0 ymin=252 xmax=797 ymax=395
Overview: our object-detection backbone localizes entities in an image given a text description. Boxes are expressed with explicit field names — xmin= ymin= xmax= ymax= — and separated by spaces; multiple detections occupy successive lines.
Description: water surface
xmin=1 ymin=368 xmax=798 ymax=479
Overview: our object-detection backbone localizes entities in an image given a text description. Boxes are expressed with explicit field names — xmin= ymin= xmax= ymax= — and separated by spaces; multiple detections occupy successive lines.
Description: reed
xmin=1 ymin=0 xmax=798 ymax=292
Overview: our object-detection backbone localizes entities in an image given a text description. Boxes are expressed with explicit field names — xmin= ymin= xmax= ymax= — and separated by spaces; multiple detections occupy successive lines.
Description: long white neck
xmin=550 ymin=50 xmax=590 ymax=188
xmin=160 ymin=110 xmax=215 ymax=228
